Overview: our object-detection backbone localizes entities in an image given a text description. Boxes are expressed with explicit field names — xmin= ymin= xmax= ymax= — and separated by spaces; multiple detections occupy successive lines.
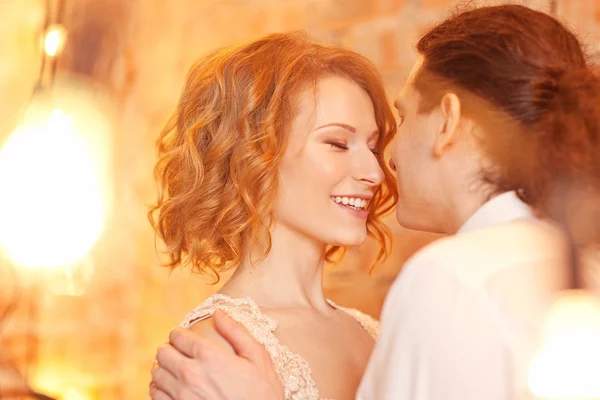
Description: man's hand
xmin=149 ymin=309 xmax=285 ymax=400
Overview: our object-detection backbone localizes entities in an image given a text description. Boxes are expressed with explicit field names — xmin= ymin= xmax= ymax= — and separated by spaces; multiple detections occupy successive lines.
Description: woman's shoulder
xmin=180 ymin=293 xmax=253 ymax=328
xmin=184 ymin=316 xmax=235 ymax=352
xmin=327 ymin=300 xmax=380 ymax=339
xmin=179 ymin=293 xmax=278 ymax=342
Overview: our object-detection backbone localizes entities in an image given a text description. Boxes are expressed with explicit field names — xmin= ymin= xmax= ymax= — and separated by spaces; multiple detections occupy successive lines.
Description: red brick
xmin=380 ymin=30 xmax=399 ymax=69
xmin=418 ymin=0 xmax=454 ymax=9
xmin=317 ymin=0 xmax=379 ymax=29
xmin=377 ymin=0 xmax=409 ymax=14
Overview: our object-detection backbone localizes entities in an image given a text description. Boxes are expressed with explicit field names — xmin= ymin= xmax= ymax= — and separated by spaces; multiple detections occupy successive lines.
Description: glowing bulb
xmin=529 ymin=290 xmax=600 ymax=400
xmin=44 ymin=24 xmax=67 ymax=57
xmin=0 ymin=78 xmax=114 ymax=270
xmin=0 ymin=109 xmax=103 ymax=267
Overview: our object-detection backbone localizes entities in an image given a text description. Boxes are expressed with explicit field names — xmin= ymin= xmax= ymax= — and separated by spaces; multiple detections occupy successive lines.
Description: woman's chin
xmin=330 ymin=229 xmax=367 ymax=247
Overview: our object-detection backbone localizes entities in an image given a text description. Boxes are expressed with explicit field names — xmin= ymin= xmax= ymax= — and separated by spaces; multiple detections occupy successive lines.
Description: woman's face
xmin=272 ymin=75 xmax=384 ymax=247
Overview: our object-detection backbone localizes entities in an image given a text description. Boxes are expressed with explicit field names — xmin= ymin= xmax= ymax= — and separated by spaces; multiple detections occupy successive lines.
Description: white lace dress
xmin=179 ymin=294 xmax=379 ymax=400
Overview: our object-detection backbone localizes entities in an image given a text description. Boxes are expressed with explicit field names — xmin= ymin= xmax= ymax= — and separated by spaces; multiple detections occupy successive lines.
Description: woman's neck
xmin=219 ymin=222 xmax=333 ymax=315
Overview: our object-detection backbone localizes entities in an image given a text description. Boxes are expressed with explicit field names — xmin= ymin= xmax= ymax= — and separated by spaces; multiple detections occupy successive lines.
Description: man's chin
xmin=395 ymin=211 xmax=442 ymax=234
xmin=395 ymin=209 xmax=418 ymax=230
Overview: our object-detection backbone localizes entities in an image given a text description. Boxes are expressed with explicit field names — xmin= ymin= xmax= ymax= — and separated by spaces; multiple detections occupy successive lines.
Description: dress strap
xmin=327 ymin=299 xmax=380 ymax=339
xmin=179 ymin=294 xmax=322 ymax=400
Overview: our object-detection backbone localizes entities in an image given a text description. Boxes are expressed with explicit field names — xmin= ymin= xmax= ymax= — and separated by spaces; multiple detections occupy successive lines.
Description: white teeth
xmin=331 ymin=196 xmax=368 ymax=210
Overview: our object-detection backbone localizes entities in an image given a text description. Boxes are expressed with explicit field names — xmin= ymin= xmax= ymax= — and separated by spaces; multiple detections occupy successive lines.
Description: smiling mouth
xmin=331 ymin=196 xmax=368 ymax=211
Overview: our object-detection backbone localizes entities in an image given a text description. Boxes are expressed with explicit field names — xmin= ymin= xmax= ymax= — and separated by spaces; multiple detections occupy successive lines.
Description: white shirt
xmin=357 ymin=192 xmax=569 ymax=400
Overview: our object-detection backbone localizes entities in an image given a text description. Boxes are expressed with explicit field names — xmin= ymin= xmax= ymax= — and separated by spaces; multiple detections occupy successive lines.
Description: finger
xmin=151 ymin=361 xmax=180 ymax=398
xmin=156 ymin=343 xmax=190 ymax=380
xmin=169 ymin=327 xmax=215 ymax=359
xmin=213 ymin=309 xmax=267 ymax=363
xmin=149 ymin=382 xmax=174 ymax=400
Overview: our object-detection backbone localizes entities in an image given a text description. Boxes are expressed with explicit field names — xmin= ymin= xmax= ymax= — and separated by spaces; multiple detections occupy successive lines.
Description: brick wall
xmin=1 ymin=0 xmax=600 ymax=398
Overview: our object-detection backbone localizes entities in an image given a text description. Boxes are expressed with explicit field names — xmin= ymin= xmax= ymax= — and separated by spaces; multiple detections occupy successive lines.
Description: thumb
xmin=213 ymin=309 xmax=269 ymax=363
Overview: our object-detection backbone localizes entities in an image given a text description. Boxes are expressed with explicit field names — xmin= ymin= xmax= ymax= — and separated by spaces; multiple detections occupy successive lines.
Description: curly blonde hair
xmin=149 ymin=32 xmax=398 ymax=281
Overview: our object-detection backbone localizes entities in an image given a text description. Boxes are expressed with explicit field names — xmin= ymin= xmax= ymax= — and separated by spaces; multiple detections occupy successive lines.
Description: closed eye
xmin=328 ymin=142 xmax=349 ymax=150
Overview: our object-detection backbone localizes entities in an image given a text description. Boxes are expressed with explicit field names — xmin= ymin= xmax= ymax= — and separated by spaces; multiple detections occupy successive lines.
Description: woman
xmin=150 ymin=4 xmax=600 ymax=400
xmin=148 ymin=32 xmax=398 ymax=400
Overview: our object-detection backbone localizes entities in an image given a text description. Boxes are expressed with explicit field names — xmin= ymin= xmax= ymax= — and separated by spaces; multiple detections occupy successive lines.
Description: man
xmin=150 ymin=4 xmax=579 ymax=399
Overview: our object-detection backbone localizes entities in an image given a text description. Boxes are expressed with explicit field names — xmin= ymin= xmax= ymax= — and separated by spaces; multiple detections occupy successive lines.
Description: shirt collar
xmin=458 ymin=191 xmax=536 ymax=234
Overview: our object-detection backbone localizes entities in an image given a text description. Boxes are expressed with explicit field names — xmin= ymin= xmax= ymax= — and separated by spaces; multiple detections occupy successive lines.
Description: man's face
xmin=388 ymin=58 xmax=447 ymax=233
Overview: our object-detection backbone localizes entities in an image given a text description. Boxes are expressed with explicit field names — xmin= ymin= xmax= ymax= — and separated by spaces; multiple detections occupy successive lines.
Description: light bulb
xmin=43 ymin=24 xmax=67 ymax=57
xmin=0 ymin=78 xmax=114 ymax=269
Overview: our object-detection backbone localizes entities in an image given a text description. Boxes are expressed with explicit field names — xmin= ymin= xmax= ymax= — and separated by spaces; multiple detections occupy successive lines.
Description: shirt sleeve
xmin=356 ymin=254 xmax=513 ymax=400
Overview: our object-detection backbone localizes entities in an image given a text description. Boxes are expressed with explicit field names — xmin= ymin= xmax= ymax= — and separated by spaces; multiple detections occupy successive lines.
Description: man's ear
xmin=433 ymin=92 xmax=462 ymax=157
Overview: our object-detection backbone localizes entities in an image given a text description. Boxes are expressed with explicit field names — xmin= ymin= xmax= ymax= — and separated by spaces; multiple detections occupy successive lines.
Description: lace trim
xmin=327 ymin=299 xmax=380 ymax=338
xmin=179 ymin=294 xmax=378 ymax=400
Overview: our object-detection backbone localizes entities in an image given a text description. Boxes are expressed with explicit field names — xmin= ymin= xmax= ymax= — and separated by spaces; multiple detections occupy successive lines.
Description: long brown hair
xmin=149 ymin=32 xmax=398 ymax=281
xmin=415 ymin=4 xmax=600 ymax=246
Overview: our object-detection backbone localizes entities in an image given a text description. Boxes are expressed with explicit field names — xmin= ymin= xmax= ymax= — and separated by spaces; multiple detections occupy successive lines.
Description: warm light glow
xmin=29 ymin=366 xmax=94 ymax=400
xmin=48 ymin=257 xmax=95 ymax=296
xmin=61 ymin=387 xmax=90 ymax=400
xmin=0 ymin=109 xmax=103 ymax=268
xmin=0 ymin=78 xmax=114 ymax=270
xmin=44 ymin=24 xmax=67 ymax=57
xmin=529 ymin=290 xmax=600 ymax=400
